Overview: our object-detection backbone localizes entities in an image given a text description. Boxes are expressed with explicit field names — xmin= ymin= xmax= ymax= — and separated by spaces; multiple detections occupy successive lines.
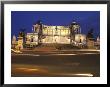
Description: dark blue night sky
xmin=11 ymin=11 xmax=100 ymax=38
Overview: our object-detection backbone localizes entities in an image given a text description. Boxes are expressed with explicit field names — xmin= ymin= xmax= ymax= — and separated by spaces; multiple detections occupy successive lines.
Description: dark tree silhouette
xmin=87 ymin=28 xmax=94 ymax=39
xmin=20 ymin=28 xmax=26 ymax=36
xmin=19 ymin=28 xmax=26 ymax=37
xmin=19 ymin=28 xmax=26 ymax=46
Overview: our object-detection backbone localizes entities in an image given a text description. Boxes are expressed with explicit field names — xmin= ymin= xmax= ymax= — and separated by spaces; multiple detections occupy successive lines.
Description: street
xmin=11 ymin=50 xmax=100 ymax=77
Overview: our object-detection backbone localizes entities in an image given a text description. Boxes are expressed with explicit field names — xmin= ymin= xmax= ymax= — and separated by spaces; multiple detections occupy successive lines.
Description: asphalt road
xmin=11 ymin=50 xmax=100 ymax=77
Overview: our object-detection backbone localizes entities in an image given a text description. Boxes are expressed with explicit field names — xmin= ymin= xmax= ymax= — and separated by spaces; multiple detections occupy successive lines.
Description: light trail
xmin=15 ymin=67 xmax=93 ymax=77
xmin=62 ymin=49 xmax=100 ymax=52
xmin=73 ymin=73 xmax=93 ymax=77
xmin=52 ymin=73 xmax=94 ymax=77
xmin=79 ymin=53 xmax=100 ymax=55
xmin=12 ymin=52 xmax=99 ymax=57
xmin=16 ymin=68 xmax=39 ymax=72
xmin=48 ymin=54 xmax=77 ymax=56
xmin=12 ymin=54 xmax=40 ymax=56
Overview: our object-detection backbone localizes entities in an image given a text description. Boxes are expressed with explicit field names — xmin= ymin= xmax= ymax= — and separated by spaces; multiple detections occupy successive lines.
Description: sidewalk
xmin=21 ymin=47 xmax=100 ymax=52
xmin=22 ymin=47 xmax=56 ymax=51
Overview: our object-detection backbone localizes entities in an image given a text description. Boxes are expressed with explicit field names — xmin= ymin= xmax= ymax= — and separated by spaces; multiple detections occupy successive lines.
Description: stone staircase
xmin=35 ymin=43 xmax=80 ymax=51
xmin=23 ymin=43 xmax=80 ymax=51
xmin=33 ymin=43 xmax=57 ymax=51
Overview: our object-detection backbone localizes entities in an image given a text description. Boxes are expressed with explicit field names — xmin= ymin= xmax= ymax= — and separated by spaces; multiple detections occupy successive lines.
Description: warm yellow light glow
xmin=16 ymin=68 xmax=28 ymax=70
xmin=50 ymin=73 xmax=93 ymax=77
xmin=26 ymin=69 xmax=39 ymax=71
xmin=61 ymin=30 xmax=66 ymax=35
xmin=75 ymin=34 xmax=86 ymax=42
xmin=11 ymin=49 xmax=22 ymax=53
xmin=16 ymin=68 xmax=39 ymax=72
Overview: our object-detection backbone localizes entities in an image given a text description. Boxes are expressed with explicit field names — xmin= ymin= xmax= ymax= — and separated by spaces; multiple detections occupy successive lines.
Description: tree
xmin=87 ymin=28 xmax=94 ymax=39
xmin=19 ymin=28 xmax=26 ymax=47
xmin=19 ymin=28 xmax=26 ymax=37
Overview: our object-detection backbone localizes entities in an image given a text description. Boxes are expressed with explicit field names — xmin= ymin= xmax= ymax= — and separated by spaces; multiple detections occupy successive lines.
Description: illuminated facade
xmin=11 ymin=20 xmax=100 ymax=50
xmin=26 ymin=33 xmax=38 ymax=45
xmin=12 ymin=20 xmax=86 ymax=49
xmin=39 ymin=25 xmax=70 ymax=44
xmin=75 ymin=34 xmax=86 ymax=43
xmin=28 ymin=20 xmax=82 ymax=45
